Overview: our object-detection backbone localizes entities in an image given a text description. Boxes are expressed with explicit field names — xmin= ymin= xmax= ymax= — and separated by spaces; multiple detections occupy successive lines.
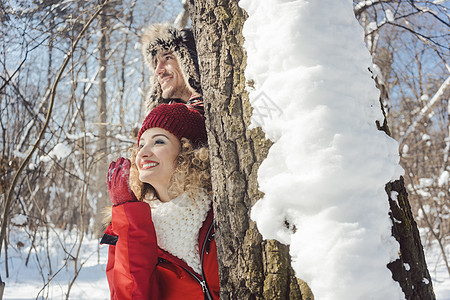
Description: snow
xmin=40 ymin=143 xmax=72 ymax=163
xmin=10 ymin=215 xmax=28 ymax=226
xmin=419 ymin=178 xmax=434 ymax=188
xmin=426 ymin=240 xmax=450 ymax=299
xmin=391 ymin=191 xmax=399 ymax=206
xmin=402 ymin=144 xmax=409 ymax=155
xmin=385 ymin=9 xmax=394 ymax=22
xmin=1 ymin=226 xmax=109 ymax=299
xmin=422 ymin=133 xmax=431 ymax=141
xmin=438 ymin=171 xmax=449 ymax=187
xmin=66 ymin=132 xmax=95 ymax=141
xmin=240 ymin=0 xmax=407 ymax=298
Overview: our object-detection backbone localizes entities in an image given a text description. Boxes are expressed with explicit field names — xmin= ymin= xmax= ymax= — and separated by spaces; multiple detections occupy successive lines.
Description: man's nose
xmin=155 ymin=60 xmax=165 ymax=75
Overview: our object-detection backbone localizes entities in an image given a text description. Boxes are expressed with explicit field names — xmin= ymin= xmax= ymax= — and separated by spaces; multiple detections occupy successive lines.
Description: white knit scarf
xmin=150 ymin=191 xmax=211 ymax=274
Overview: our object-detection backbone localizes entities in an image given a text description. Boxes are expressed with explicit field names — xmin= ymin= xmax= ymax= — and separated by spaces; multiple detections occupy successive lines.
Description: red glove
xmin=107 ymin=157 xmax=138 ymax=206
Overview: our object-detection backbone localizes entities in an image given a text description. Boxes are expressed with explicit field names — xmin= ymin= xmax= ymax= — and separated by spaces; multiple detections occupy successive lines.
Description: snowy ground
xmin=0 ymin=224 xmax=448 ymax=299
xmin=426 ymin=241 xmax=450 ymax=300
xmin=1 ymin=226 xmax=109 ymax=300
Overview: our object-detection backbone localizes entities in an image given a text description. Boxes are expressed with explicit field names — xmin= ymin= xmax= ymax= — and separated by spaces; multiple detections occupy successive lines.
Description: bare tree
xmin=0 ymin=0 xmax=186 ymax=296
xmin=93 ymin=0 xmax=111 ymax=238
xmin=0 ymin=1 xmax=111 ymax=298
xmin=355 ymin=0 xmax=450 ymax=285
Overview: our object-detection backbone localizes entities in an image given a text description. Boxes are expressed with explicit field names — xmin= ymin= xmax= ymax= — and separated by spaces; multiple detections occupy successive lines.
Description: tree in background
xmin=0 ymin=0 xmax=182 ymax=297
xmin=354 ymin=0 xmax=450 ymax=282
xmin=93 ymin=0 xmax=112 ymax=238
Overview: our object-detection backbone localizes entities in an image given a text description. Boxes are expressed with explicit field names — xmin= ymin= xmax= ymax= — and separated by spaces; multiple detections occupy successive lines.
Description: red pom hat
xmin=137 ymin=103 xmax=207 ymax=147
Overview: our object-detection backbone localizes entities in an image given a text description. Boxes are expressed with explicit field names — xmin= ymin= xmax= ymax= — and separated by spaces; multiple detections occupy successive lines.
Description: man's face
xmin=154 ymin=51 xmax=191 ymax=101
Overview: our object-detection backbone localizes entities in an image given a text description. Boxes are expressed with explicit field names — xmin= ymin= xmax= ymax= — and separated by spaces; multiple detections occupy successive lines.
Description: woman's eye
xmin=138 ymin=143 xmax=144 ymax=149
xmin=154 ymin=139 xmax=165 ymax=145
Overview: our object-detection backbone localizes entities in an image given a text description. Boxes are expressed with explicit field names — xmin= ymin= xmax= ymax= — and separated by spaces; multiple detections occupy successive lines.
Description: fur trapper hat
xmin=141 ymin=23 xmax=201 ymax=111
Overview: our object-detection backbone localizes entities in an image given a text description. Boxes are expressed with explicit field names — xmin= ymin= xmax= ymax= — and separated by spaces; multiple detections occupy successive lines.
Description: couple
xmin=101 ymin=24 xmax=220 ymax=299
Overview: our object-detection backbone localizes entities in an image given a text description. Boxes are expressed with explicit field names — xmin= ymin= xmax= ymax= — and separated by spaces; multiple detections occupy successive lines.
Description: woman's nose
xmin=139 ymin=145 xmax=153 ymax=158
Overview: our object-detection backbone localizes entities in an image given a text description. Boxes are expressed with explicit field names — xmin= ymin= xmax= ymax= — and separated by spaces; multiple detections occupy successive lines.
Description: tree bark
xmin=93 ymin=4 xmax=109 ymax=237
xmin=0 ymin=275 xmax=4 ymax=300
xmin=386 ymin=177 xmax=436 ymax=299
xmin=188 ymin=1 xmax=306 ymax=299
xmin=376 ymin=87 xmax=436 ymax=299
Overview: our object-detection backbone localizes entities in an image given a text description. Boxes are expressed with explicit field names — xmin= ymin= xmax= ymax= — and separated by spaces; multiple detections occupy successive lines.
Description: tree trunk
xmin=386 ymin=177 xmax=436 ymax=299
xmin=375 ymin=88 xmax=436 ymax=299
xmin=93 ymin=5 xmax=109 ymax=237
xmin=188 ymin=1 xmax=306 ymax=299
xmin=0 ymin=276 xmax=4 ymax=300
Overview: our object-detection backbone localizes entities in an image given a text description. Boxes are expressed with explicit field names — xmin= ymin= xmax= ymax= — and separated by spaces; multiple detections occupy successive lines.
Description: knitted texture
xmin=137 ymin=103 xmax=207 ymax=147
xmin=150 ymin=191 xmax=211 ymax=274
xmin=141 ymin=23 xmax=201 ymax=112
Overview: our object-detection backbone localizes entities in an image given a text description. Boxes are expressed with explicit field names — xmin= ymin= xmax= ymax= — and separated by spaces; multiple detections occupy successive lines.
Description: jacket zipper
xmin=183 ymin=266 xmax=211 ymax=300
xmin=199 ymin=220 xmax=214 ymax=300
xmin=185 ymin=220 xmax=214 ymax=300
xmin=158 ymin=220 xmax=215 ymax=300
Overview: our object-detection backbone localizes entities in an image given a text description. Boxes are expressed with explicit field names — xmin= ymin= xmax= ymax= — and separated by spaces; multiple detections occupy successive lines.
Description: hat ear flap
xmin=180 ymin=29 xmax=197 ymax=55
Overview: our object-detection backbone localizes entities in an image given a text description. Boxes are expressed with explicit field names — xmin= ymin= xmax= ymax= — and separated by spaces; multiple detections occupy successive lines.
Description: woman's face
xmin=136 ymin=128 xmax=181 ymax=199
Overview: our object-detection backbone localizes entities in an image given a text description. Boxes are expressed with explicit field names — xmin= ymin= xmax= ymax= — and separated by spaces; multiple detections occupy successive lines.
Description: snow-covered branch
xmin=354 ymin=0 xmax=392 ymax=17
xmin=399 ymin=75 xmax=450 ymax=145
xmin=174 ymin=0 xmax=189 ymax=29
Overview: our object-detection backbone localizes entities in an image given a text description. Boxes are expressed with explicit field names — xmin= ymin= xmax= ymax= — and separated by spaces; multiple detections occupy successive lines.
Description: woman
xmin=101 ymin=103 xmax=219 ymax=299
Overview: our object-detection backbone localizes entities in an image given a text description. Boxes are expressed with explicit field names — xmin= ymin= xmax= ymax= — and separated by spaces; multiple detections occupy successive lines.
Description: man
xmin=141 ymin=23 xmax=203 ymax=114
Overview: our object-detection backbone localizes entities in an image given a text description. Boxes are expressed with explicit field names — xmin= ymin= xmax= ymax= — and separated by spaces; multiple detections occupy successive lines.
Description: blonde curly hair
xmin=129 ymin=138 xmax=211 ymax=202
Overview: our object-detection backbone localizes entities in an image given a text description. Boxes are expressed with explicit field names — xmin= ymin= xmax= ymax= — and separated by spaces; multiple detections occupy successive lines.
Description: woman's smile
xmin=140 ymin=160 xmax=159 ymax=170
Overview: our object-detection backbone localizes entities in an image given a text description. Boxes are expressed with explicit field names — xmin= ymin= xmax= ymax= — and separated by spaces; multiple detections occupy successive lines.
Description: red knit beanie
xmin=137 ymin=103 xmax=207 ymax=147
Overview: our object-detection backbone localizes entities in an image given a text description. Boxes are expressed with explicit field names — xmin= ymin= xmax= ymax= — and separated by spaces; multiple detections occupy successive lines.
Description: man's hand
xmin=107 ymin=157 xmax=138 ymax=206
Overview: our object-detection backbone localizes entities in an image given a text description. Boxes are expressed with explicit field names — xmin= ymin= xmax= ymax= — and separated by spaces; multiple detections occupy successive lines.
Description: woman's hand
xmin=107 ymin=157 xmax=138 ymax=206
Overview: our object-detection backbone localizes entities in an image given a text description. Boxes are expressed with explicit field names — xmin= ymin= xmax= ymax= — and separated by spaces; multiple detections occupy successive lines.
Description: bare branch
xmin=0 ymin=0 xmax=111 ymax=261
xmin=354 ymin=0 xmax=393 ymax=17
xmin=399 ymin=75 xmax=450 ymax=145
xmin=174 ymin=0 xmax=189 ymax=29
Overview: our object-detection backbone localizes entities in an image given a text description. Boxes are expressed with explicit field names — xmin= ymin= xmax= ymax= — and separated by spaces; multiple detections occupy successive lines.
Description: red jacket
xmin=101 ymin=201 xmax=220 ymax=299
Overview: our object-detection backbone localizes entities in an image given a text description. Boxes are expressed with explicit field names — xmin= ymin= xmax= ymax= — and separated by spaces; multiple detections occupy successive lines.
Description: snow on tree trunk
xmin=239 ymin=0 xmax=435 ymax=299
